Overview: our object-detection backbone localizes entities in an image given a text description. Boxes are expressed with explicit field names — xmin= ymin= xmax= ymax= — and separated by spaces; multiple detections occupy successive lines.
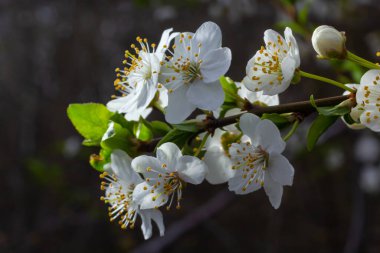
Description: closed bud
xmin=312 ymin=25 xmax=346 ymax=59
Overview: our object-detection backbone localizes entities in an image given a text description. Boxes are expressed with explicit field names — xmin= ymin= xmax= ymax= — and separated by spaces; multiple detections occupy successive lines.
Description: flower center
xmin=231 ymin=142 xmax=269 ymax=192
xmin=99 ymin=172 xmax=138 ymax=230
xmin=144 ymin=165 xmax=184 ymax=210
xmin=111 ymin=36 xmax=157 ymax=99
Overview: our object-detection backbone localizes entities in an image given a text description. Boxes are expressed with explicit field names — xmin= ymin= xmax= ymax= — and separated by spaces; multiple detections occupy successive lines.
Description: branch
xmin=138 ymin=95 xmax=351 ymax=153
xmin=207 ymin=95 xmax=350 ymax=130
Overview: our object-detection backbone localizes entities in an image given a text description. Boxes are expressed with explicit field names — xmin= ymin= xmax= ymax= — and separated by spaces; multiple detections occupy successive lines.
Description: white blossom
xmin=242 ymin=27 xmax=300 ymax=95
xmin=107 ymin=28 xmax=177 ymax=121
xmin=132 ymin=142 xmax=207 ymax=210
xmin=100 ymin=150 xmax=165 ymax=240
xmin=161 ymin=21 xmax=232 ymax=123
xmin=312 ymin=25 xmax=346 ymax=59
xmin=204 ymin=85 xmax=279 ymax=184
xmin=353 ymin=69 xmax=380 ymax=132
xmin=228 ymin=113 xmax=294 ymax=209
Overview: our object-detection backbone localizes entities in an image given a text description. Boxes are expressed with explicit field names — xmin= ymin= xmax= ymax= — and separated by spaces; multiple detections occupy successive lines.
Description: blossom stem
xmin=283 ymin=120 xmax=300 ymax=141
xmin=347 ymin=51 xmax=380 ymax=70
xmin=194 ymin=132 xmax=210 ymax=157
xmin=152 ymin=101 xmax=165 ymax=113
xmin=299 ymin=70 xmax=355 ymax=92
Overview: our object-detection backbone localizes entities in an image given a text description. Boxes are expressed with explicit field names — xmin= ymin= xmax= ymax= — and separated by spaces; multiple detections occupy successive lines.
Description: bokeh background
xmin=2 ymin=0 xmax=380 ymax=252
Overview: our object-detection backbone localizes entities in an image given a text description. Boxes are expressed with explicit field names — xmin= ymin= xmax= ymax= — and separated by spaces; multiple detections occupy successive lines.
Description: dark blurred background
xmin=2 ymin=0 xmax=380 ymax=252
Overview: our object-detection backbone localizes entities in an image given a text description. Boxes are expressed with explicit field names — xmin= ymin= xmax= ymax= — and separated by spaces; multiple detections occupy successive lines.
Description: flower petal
xmin=194 ymin=21 xmax=222 ymax=55
xmin=284 ymin=27 xmax=300 ymax=67
xmin=263 ymin=175 xmax=283 ymax=209
xmin=132 ymin=155 xmax=164 ymax=175
xmin=141 ymin=209 xmax=165 ymax=239
xmin=139 ymin=210 xmax=153 ymax=240
xmin=360 ymin=69 xmax=380 ymax=86
xmin=228 ymin=171 xmax=261 ymax=194
xmin=239 ymin=113 xmax=261 ymax=140
xmin=157 ymin=142 xmax=182 ymax=170
xmin=177 ymin=155 xmax=207 ymax=185
xmin=187 ymin=80 xmax=224 ymax=110
xmin=359 ymin=105 xmax=380 ymax=132
xmin=165 ymin=85 xmax=196 ymax=124
xmin=200 ymin=47 xmax=231 ymax=83
xmin=133 ymin=182 xmax=168 ymax=209
xmin=252 ymin=119 xmax=286 ymax=153
xmin=268 ymin=153 xmax=294 ymax=186
xmin=111 ymin=150 xmax=143 ymax=184
xmin=204 ymin=146 xmax=234 ymax=184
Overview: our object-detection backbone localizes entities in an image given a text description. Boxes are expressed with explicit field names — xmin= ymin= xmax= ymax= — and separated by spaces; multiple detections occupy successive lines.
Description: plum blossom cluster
xmin=67 ymin=21 xmax=380 ymax=241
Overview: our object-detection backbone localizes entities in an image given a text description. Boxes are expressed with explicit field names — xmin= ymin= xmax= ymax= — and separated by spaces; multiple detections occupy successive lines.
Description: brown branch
xmin=138 ymin=95 xmax=351 ymax=153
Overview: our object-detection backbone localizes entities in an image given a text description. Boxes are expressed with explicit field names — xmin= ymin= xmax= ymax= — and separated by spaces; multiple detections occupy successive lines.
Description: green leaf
xmin=67 ymin=103 xmax=113 ymax=146
xmin=110 ymin=113 xmax=134 ymax=131
xmin=101 ymin=122 xmax=135 ymax=154
xmin=310 ymin=95 xmax=351 ymax=116
xmin=89 ymin=149 xmax=111 ymax=172
xmin=156 ymin=128 xmax=195 ymax=150
xmin=220 ymin=76 xmax=238 ymax=103
xmin=261 ymin=113 xmax=291 ymax=128
xmin=133 ymin=119 xmax=153 ymax=141
xmin=307 ymin=115 xmax=338 ymax=151
xmin=151 ymin=121 xmax=172 ymax=136
xmin=173 ymin=119 xmax=201 ymax=133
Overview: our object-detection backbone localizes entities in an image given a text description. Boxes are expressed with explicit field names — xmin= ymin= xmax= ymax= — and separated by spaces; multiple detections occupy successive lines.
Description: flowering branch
xmin=206 ymin=94 xmax=351 ymax=131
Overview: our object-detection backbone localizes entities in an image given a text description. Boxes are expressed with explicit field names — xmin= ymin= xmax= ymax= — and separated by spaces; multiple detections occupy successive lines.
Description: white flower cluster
xmin=94 ymin=22 xmax=380 ymax=241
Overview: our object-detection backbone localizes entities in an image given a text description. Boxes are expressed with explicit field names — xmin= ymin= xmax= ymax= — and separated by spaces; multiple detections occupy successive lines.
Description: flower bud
xmin=312 ymin=25 xmax=346 ymax=59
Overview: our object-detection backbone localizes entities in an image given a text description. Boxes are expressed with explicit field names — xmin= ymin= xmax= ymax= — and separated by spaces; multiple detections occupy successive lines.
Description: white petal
xmin=139 ymin=210 xmax=153 ymax=240
xmin=165 ymin=86 xmax=196 ymax=124
xmin=263 ymin=175 xmax=283 ymax=209
xmin=187 ymin=80 xmax=224 ymax=110
xmin=252 ymin=119 xmax=286 ymax=153
xmin=228 ymin=171 xmax=261 ymax=194
xmin=204 ymin=146 xmax=234 ymax=184
xmin=106 ymin=96 xmax=133 ymax=112
xmin=133 ymin=182 xmax=168 ymax=209
xmin=111 ymin=150 xmax=143 ymax=184
xmin=284 ymin=27 xmax=300 ymax=67
xmin=239 ymin=113 xmax=261 ymax=140
xmin=177 ymin=155 xmax=207 ymax=184
xmin=360 ymin=69 xmax=380 ymax=86
xmin=200 ymin=48 xmax=231 ymax=83
xmin=132 ymin=155 xmax=164 ymax=175
xmin=268 ymin=153 xmax=294 ymax=186
xmin=157 ymin=142 xmax=182 ymax=170
xmin=360 ymin=105 xmax=380 ymax=132
xmin=141 ymin=209 xmax=165 ymax=238
xmin=194 ymin=21 xmax=222 ymax=55
xmin=156 ymin=28 xmax=178 ymax=55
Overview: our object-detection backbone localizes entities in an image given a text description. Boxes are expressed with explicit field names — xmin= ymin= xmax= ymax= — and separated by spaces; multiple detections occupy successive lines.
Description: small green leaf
xmin=156 ymin=128 xmax=195 ymax=150
xmin=101 ymin=122 xmax=135 ymax=154
xmin=220 ymin=76 xmax=238 ymax=103
xmin=173 ymin=119 xmax=201 ymax=133
xmin=151 ymin=121 xmax=172 ymax=136
xmin=307 ymin=115 xmax=338 ymax=151
xmin=310 ymin=95 xmax=351 ymax=116
xmin=134 ymin=120 xmax=153 ymax=141
xmin=67 ymin=103 xmax=113 ymax=146
xmin=261 ymin=113 xmax=291 ymax=128
xmin=110 ymin=113 xmax=135 ymax=130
